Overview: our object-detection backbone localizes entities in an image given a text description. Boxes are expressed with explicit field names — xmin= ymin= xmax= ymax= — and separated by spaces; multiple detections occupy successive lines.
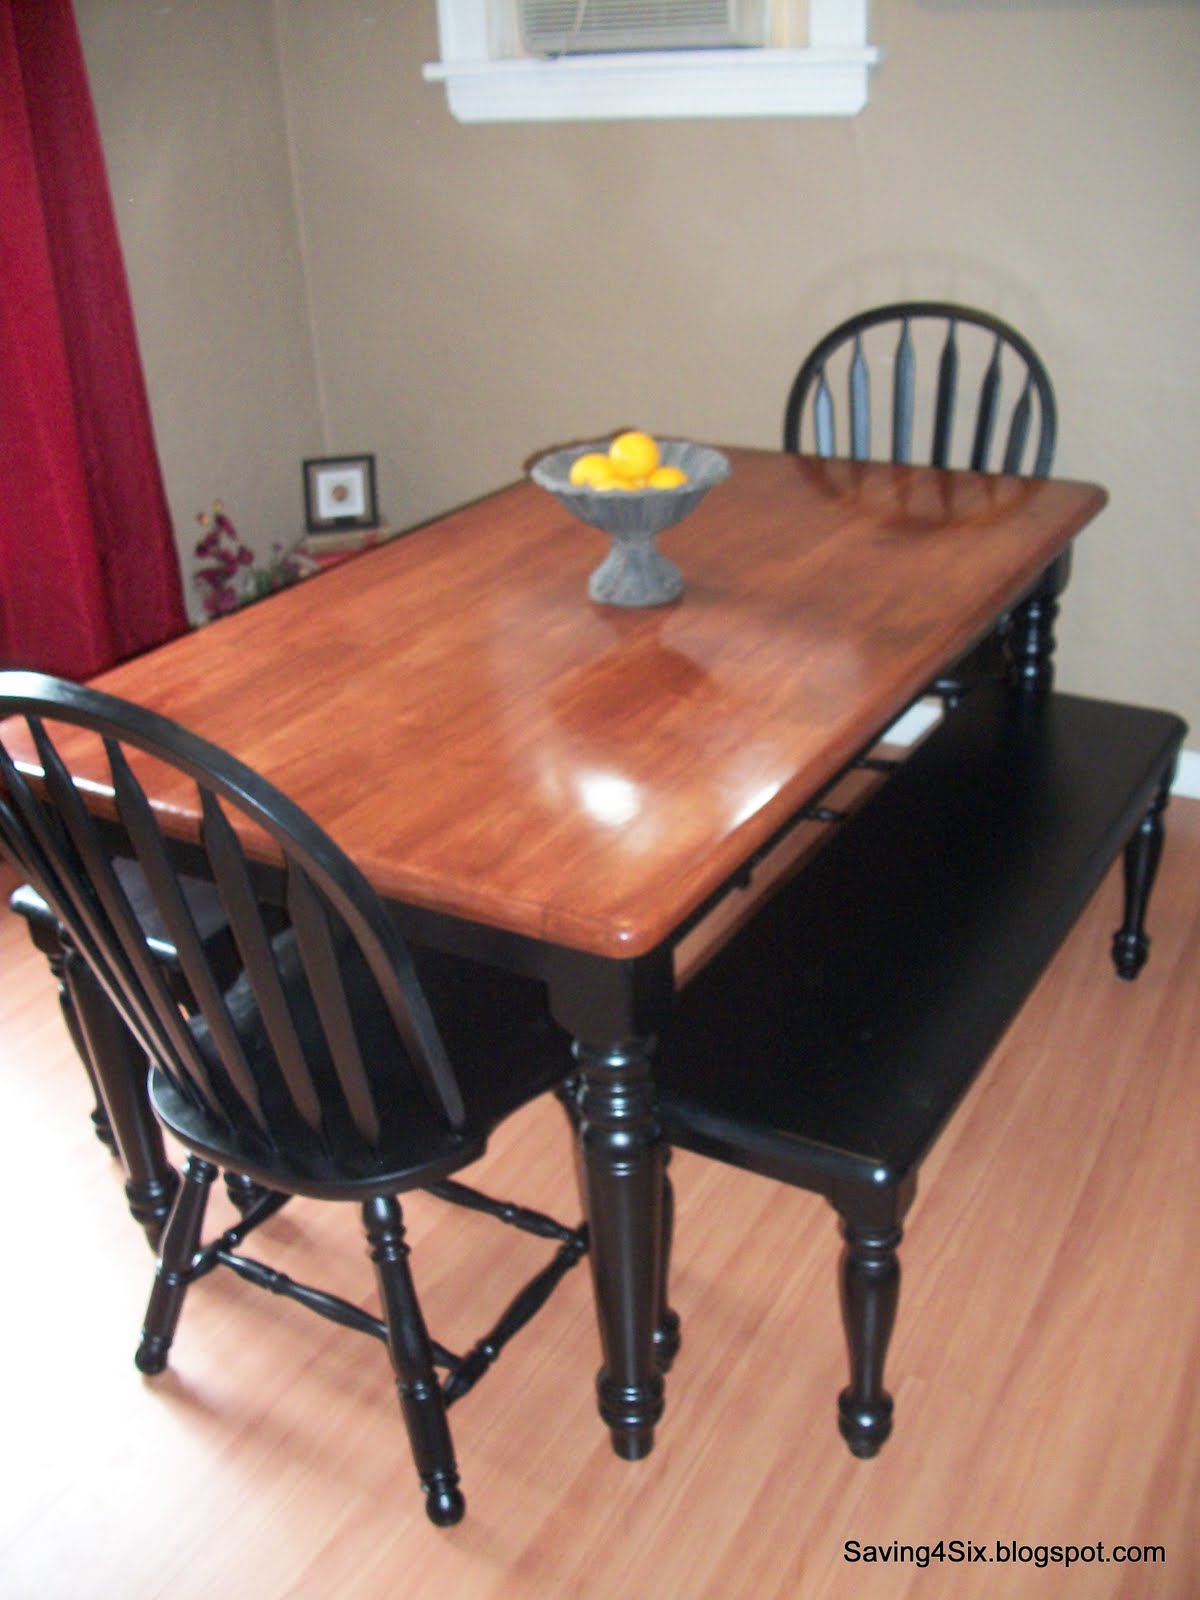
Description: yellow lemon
xmin=587 ymin=460 xmax=625 ymax=491
xmin=569 ymin=451 xmax=615 ymax=488
xmin=608 ymin=430 xmax=660 ymax=482
xmin=647 ymin=465 xmax=688 ymax=489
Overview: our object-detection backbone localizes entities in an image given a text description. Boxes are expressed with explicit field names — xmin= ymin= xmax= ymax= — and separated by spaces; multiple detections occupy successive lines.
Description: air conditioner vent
xmin=519 ymin=0 xmax=771 ymax=57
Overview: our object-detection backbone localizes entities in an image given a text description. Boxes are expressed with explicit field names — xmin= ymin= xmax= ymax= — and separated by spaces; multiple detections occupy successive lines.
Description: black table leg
xmin=573 ymin=1034 xmax=667 ymax=1460
xmin=655 ymin=1149 xmax=682 ymax=1374
xmin=64 ymin=949 xmax=179 ymax=1247
xmin=1007 ymin=551 xmax=1070 ymax=695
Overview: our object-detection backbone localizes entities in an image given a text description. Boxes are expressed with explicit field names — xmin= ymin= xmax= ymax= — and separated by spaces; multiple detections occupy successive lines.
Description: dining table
xmin=76 ymin=445 xmax=1106 ymax=1461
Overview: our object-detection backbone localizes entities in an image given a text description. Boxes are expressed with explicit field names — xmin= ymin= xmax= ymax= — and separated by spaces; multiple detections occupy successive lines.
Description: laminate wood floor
xmin=1 ymin=801 xmax=1196 ymax=1599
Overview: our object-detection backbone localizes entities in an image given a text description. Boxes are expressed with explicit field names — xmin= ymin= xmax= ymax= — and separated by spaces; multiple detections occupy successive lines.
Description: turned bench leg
xmin=1112 ymin=767 xmax=1174 ymax=981
xmin=836 ymin=1219 xmax=903 ymax=1458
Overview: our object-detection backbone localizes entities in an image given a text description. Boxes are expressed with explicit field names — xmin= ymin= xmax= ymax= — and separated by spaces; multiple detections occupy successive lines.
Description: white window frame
xmin=423 ymin=1 xmax=880 ymax=123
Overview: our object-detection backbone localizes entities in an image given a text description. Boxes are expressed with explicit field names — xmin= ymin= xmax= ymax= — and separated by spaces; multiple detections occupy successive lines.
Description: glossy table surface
xmin=76 ymin=448 xmax=1106 ymax=960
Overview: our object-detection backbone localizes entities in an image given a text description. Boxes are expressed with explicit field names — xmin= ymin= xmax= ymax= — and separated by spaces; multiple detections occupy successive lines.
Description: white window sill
xmin=422 ymin=46 xmax=881 ymax=123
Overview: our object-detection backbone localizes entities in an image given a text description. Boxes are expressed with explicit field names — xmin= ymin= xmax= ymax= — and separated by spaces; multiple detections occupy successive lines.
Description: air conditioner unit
xmin=519 ymin=0 xmax=771 ymax=57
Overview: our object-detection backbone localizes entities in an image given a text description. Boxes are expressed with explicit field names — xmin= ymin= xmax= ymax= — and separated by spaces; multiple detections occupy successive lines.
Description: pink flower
xmin=191 ymin=498 xmax=309 ymax=622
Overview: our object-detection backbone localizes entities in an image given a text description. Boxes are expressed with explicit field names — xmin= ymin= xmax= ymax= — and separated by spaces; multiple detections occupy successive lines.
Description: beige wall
xmin=76 ymin=0 xmax=321 ymax=615
xmin=78 ymin=1 xmax=1199 ymax=736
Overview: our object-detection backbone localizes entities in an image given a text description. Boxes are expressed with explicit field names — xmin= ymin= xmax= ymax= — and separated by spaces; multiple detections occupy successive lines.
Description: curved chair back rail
xmin=0 ymin=669 xmax=464 ymax=1172
xmin=783 ymin=301 xmax=1057 ymax=478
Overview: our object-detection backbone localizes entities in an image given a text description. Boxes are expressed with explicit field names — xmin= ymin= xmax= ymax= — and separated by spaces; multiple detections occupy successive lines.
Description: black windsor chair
xmin=0 ymin=671 xmax=587 ymax=1527
xmin=783 ymin=301 xmax=1059 ymax=708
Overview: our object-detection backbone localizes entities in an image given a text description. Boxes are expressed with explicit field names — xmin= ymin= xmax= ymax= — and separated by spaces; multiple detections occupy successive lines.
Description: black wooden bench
xmin=656 ymin=682 xmax=1186 ymax=1457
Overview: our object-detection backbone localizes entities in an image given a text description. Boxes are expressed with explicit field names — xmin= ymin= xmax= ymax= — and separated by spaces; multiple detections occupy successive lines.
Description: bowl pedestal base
xmin=588 ymin=531 xmax=682 ymax=608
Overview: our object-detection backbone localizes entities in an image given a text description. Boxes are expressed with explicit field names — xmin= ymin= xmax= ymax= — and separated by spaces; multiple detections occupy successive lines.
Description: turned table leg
xmin=47 ymin=932 xmax=119 ymax=1153
xmin=654 ymin=1150 xmax=682 ymax=1375
xmin=65 ymin=949 xmax=179 ymax=1247
xmin=557 ymin=1069 xmax=679 ymax=1377
xmin=573 ymin=1036 xmax=667 ymax=1461
xmin=1007 ymin=553 xmax=1069 ymax=697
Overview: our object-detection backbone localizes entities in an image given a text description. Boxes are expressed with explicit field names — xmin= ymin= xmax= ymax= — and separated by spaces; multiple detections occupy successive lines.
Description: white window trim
xmin=424 ymin=1 xmax=881 ymax=123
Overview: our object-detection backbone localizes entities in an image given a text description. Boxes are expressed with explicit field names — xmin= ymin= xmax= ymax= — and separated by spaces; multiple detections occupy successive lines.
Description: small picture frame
xmin=303 ymin=454 xmax=379 ymax=531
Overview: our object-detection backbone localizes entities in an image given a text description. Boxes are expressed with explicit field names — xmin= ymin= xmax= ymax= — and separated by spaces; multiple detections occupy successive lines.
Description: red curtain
xmin=0 ymin=0 xmax=187 ymax=680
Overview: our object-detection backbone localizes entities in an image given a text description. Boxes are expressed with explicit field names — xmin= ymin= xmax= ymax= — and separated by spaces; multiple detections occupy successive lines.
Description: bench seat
xmin=656 ymin=684 xmax=1186 ymax=1455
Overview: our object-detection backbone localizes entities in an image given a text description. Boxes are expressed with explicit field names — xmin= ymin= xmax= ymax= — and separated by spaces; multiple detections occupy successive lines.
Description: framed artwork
xmin=303 ymin=454 xmax=379 ymax=531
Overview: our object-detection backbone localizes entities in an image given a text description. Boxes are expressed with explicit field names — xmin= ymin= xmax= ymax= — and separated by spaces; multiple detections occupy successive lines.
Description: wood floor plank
xmin=0 ymin=804 xmax=1196 ymax=1598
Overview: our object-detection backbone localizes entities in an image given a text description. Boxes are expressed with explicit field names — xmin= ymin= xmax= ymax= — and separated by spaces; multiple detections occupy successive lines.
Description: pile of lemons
xmin=568 ymin=431 xmax=688 ymax=492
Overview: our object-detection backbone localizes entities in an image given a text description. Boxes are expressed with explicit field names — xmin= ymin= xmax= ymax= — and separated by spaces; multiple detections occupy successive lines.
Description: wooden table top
xmin=76 ymin=448 xmax=1105 ymax=958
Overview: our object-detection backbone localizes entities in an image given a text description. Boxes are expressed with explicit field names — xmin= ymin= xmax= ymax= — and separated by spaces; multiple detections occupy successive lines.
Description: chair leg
xmin=223 ymin=1171 xmax=272 ymax=1215
xmin=836 ymin=1218 xmax=903 ymax=1459
xmin=363 ymin=1195 xmax=465 ymax=1528
xmin=65 ymin=950 xmax=180 ymax=1247
xmin=136 ymin=1155 xmax=217 ymax=1375
xmin=1112 ymin=767 xmax=1173 ymax=980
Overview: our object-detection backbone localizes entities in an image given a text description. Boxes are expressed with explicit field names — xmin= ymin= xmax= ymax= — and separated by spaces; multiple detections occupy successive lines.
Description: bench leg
xmin=836 ymin=1218 xmax=903 ymax=1459
xmin=1112 ymin=768 xmax=1173 ymax=981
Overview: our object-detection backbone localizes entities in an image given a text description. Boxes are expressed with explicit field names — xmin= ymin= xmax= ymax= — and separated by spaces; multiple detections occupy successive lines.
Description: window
xmin=423 ymin=0 xmax=880 ymax=123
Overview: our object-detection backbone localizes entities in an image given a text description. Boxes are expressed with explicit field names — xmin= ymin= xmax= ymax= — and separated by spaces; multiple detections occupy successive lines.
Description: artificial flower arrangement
xmin=192 ymin=501 xmax=313 ymax=620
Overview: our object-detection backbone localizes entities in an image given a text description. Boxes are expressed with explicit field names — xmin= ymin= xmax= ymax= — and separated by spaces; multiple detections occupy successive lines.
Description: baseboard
xmin=884 ymin=699 xmax=1198 ymax=800
xmin=1171 ymin=749 xmax=1200 ymax=800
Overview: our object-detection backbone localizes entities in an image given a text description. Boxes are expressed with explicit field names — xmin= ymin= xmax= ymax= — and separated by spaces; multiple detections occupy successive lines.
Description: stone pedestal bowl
xmin=530 ymin=440 xmax=731 ymax=607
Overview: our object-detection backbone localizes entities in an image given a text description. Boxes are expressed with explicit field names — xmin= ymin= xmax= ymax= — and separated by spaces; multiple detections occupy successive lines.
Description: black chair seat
xmin=163 ymin=933 xmax=572 ymax=1198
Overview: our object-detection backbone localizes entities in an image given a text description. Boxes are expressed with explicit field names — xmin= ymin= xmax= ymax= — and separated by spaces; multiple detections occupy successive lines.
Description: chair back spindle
xmin=931 ymin=319 xmax=959 ymax=467
xmin=892 ymin=316 xmax=916 ymax=463
xmin=849 ymin=334 xmax=870 ymax=459
xmin=784 ymin=301 xmax=1056 ymax=479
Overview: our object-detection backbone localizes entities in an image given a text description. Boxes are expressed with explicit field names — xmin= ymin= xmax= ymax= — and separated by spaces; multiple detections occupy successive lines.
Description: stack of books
xmin=297 ymin=524 xmax=401 ymax=570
